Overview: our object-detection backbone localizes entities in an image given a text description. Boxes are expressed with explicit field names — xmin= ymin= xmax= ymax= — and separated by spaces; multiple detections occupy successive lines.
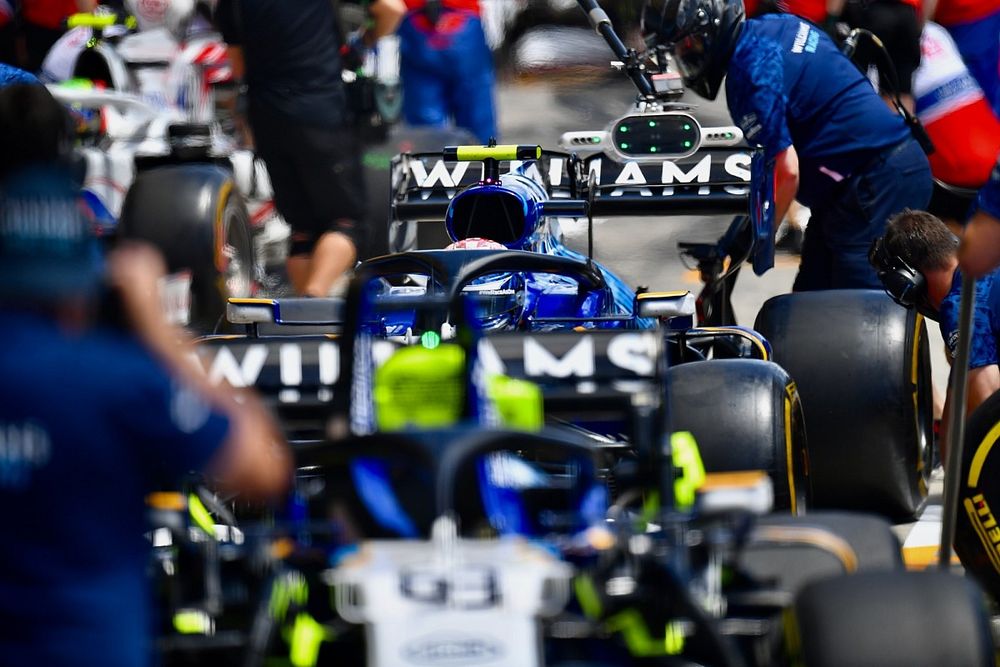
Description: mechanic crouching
xmin=0 ymin=83 xmax=291 ymax=667
xmin=647 ymin=0 xmax=932 ymax=291
xmin=871 ymin=209 xmax=1000 ymax=459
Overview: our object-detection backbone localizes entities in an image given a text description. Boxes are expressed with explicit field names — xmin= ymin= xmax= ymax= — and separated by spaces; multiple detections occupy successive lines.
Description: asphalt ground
xmin=491 ymin=74 xmax=952 ymax=557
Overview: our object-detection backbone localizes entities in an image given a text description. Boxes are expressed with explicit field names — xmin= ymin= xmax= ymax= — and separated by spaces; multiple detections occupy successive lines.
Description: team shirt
xmin=215 ymin=0 xmax=347 ymax=128
xmin=725 ymin=14 xmax=910 ymax=208
xmin=0 ymin=312 xmax=229 ymax=667
xmin=939 ymin=269 xmax=1000 ymax=370
xmin=914 ymin=22 xmax=1000 ymax=187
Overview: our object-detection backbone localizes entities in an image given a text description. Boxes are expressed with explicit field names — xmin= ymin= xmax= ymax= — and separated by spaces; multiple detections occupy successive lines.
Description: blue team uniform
xmin=0 ymin=312 xmax=229 ymax=667
xmin=726 ymin=14 xmax=932 ymax=290
xmin=398 ymin=5 xmax=497 ymax=143
xmin=977 ymin=153 xmax=1000 ymax=220
xmin=939 ymin=270 xmax=1000 ymax=370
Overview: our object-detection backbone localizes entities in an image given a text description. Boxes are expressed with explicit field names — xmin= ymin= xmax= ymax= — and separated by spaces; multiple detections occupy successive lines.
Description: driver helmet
xmin=126 ymin=0 xmax=195 ymax=39
xmin=445 ymin=238 xmax=525 ymax=332
xmin=642 ymin=0 xmax=745 ymax=100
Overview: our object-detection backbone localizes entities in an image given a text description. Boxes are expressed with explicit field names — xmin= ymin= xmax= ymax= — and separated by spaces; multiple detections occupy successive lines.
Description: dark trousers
xmin=0 ymin=22 xmax=16 ymax=66
xmin=249 ymin=103 xmax=368 ymax=257
xmin=793 ymin=137 xmax=932 ymax=291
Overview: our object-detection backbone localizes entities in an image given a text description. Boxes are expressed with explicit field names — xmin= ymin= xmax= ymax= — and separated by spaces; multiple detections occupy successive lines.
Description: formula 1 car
xmin=152 ymin=280 xmax=993 ymax=667
xmin=40 ymin=10 xmax=262 ymax=330
xmin=42 ymin=4 xmax=401 ymax=329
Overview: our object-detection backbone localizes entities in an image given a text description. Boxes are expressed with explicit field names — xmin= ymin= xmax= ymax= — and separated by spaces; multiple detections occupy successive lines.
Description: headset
xmin=868 ymin=236 xmax=928 ymax=310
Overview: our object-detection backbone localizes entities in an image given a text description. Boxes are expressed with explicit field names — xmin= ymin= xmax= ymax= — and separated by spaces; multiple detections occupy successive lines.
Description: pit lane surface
xmin=495 ymin=76 xmax=950 ymax=562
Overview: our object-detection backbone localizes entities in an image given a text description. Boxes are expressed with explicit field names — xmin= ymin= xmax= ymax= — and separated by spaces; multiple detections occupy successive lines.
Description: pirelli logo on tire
xmin=964 ymin=494 xmax=1000 ymax=573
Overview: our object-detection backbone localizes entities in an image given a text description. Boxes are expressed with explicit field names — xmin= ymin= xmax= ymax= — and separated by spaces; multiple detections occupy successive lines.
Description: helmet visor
xmin=674 ymin=32 xmax=711 ymax=83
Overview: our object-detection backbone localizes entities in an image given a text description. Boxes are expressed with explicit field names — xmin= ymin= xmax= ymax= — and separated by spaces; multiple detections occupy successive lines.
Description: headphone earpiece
xmin=869 ymin=236 xmax=927 ymax=309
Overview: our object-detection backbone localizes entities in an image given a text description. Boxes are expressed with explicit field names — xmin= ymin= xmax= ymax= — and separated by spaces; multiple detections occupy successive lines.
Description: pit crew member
xmin=214 ymin=0 xmax=403 ymax=296
xmin=874 ymin=209 xmax=1000 ymax=452
xmin=0 ymin=83 xmax=291 ymax=667
xmin=397 ymin=0 xmax=496 ymax=143
xmin=647 ymin=0 xmax=932 ymax=290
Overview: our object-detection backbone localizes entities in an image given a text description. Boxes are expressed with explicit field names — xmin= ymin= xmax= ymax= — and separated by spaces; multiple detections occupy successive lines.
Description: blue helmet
xmin=445 ymin=238 xmax=526 ymax=332
xmin=642 ymin=0 xmax=745 ymax=100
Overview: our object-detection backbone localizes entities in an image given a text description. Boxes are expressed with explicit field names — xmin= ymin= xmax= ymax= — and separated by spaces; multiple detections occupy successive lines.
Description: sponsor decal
xmin=791 ymin=21 xmax=818 ymax=54
xmin=197 ymin=339 xmax=398 ymax=403
xmin=964 ymin=493 xmax=1000 ymax=573
xmin=947 ymin=330 xmax=960 ymax=358
xmin=403 ymin=634 xmax=503 ymax=665
xmin=739 ymin=113 xmax=762 ymax=142
xmin=480 ymin=330 xmax=660 ymax=381
xmin=0 ymin=421 xmax=52 ymax=489
xmin=404 ymin=151 xmax=753 ymax=201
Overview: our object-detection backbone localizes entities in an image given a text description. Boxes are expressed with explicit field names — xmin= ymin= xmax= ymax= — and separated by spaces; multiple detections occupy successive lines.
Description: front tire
xmin=667 ymin=359 xmax=810 ymax=514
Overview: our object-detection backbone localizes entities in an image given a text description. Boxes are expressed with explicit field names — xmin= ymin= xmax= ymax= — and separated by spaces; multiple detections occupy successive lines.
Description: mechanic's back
xmin=727 ymin=13 xmax=912 ymax=209
xmin=0 ymin=83 xmax=291 ymax=667
xmin=218 ymin=0 xmax=347 ymax=127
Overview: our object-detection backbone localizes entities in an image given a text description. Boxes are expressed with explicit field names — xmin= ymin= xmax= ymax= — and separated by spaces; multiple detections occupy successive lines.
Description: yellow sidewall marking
xmin=784 ymin=386 xmax=797 ymax=515
xmin=968 ymin=420 xmax=1000 ymax=487
xmin=214 ymin=181 xmax=233 ymax=273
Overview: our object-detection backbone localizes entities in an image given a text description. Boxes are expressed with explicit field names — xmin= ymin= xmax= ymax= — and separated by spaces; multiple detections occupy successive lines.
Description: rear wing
xmin=476 ymin=329 xmax=668 ymax=444
xmin=391 ymin=146 xmax=776 ymax=275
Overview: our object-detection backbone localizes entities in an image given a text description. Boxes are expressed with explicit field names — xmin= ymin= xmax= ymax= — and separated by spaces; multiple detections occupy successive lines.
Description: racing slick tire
xmin=754 ymin=290 xmax=933 ymax=521
xmin=740 ymin=511 xmax=903 ymax=596
xmin=118 ymin=164 xmax=256 ymax=332
xmin=788 ymin=571 xmax=994 ymax=667
xmin=666 ymin=359 xmax=809 ymax=514
xmin=953 ymin=389 xmax=1000 ymax=598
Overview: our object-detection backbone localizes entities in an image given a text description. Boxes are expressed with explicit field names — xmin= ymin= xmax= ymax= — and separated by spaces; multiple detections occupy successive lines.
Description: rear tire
xmin=755 ymin=290 xmax=933 ymax=520
xmin=789 ymin=571 xmax=994 ymax=667
xmin=119 ymin=164 xmax=255 ymax=332
xmin=954 ymin=389 xmax=1000 ymax=598
xmin=667 ymin=359 xmax=809 ymax=513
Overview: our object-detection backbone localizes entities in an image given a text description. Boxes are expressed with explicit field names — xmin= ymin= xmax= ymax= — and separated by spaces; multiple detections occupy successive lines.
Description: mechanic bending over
xmin=0 ymin=83 xmax=291 ymax=667
xmin=215 ymin=0 xmax=405 ymax=297
xmin=647 ymin=0 xmax=932 ymax=291
xmin=872 ymin=209 xmax=1000 ymax=457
